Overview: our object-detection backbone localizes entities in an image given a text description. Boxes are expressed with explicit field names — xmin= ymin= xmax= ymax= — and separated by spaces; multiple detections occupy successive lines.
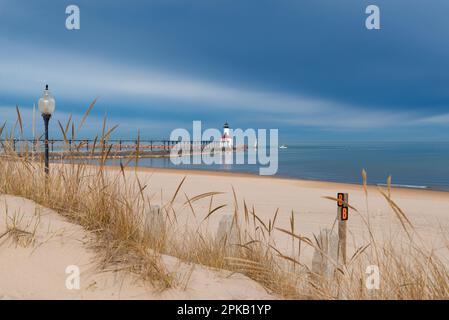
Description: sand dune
xmin=0 ymin=194 xmax=275 ymax=300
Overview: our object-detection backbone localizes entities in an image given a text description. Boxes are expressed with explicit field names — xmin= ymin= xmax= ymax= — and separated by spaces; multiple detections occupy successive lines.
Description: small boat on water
xmin=279 ymin=145 xmax=287 ymax=149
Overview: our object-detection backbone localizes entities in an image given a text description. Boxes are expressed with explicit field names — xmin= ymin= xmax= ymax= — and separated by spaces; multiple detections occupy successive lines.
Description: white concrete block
xmin=311 ymin=228 xmax=339 ymax=279
xmin=144 ymin=205 xmax=166 ymax=237
xmin=216 ymin=214 xmax=240 ymax=247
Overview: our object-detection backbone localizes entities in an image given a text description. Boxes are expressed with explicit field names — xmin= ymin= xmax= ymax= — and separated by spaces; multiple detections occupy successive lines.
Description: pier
xmin=0 ymin=139 xmax=247 ymax=159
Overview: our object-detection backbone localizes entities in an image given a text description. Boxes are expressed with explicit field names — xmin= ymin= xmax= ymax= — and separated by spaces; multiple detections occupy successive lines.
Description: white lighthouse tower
xmin=220 ymin=122 xmax=233 ymax=149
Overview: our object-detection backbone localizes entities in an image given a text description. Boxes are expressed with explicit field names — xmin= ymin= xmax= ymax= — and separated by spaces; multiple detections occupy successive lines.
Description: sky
xmin=0 ymin=0 xmax=449 ymax=142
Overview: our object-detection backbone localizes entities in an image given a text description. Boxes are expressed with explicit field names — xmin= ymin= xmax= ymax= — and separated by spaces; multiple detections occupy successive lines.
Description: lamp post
xmin=38 ymin=85 xmax=55 ymax=175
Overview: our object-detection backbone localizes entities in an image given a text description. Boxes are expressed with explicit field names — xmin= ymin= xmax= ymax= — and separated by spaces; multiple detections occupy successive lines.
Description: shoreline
xmin=99 ymin=163 xmax=449 ymax=197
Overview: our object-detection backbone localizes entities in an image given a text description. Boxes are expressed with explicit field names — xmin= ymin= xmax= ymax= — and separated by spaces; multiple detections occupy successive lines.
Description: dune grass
xmin=0 ymin=104 xmax=448 ymax=299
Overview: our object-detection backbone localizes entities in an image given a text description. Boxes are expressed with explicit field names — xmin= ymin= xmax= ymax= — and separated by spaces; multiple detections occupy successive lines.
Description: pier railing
xmin=0 ymin=139 xmax=237 ymax=159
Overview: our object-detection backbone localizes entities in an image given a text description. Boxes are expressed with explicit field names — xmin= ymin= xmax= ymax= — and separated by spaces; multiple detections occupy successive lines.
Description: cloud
xmin=0 ymin=38 xmax=328 ymax=114
xmin=415 ymin=113 xmax=449 ymax=125
xmin=0 ymin=105 xmax=184 ymax=138
xmin=0 ymin=38 xmax=446 ymax=132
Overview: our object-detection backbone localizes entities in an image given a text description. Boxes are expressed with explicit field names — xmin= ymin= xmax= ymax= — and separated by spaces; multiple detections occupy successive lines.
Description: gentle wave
xmin=376 ymin=183 xmax=428 ymax=189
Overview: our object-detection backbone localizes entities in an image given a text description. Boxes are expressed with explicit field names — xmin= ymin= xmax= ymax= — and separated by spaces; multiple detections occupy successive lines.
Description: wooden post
xmin=337 ymin=193 xmax=348 ymax=265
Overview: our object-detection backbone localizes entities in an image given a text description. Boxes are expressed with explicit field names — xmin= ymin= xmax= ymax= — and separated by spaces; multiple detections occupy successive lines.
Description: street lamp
xmin=38 ymin=84 xmax=55 ymax=175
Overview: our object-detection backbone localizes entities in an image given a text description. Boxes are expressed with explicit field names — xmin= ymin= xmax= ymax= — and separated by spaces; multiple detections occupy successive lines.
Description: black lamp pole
xmin=43 ymin=113 xmax=51 ymax=175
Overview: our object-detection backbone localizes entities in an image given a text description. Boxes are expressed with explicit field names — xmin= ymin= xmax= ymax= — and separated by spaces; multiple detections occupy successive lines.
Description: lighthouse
xmin=220 ymin=122 xmax=233 ymax=149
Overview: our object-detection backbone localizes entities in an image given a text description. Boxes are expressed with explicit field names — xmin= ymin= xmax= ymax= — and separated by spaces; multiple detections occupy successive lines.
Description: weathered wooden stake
xmin=337 ymin=192 xmax=348 ymax=265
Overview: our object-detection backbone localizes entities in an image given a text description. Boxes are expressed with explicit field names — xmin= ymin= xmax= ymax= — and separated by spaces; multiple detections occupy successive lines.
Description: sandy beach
xmin=1 ymin=164 xmax=449 ymax=299
xmin=125 ymin=166 xmax=449 ymax=252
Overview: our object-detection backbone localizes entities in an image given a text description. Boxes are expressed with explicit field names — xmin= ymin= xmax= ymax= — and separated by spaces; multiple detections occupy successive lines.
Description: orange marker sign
xmin=337 ymin=193 xmax=344 ymax=207
xmin=337 ymin=193 xmax=349 ymax=221
xmin=341 ymin=206 xmax=348 ymax=221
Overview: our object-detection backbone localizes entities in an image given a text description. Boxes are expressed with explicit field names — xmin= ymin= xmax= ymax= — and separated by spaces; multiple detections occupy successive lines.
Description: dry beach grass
xmin=0 ymin=105 xmax=448 ymax=299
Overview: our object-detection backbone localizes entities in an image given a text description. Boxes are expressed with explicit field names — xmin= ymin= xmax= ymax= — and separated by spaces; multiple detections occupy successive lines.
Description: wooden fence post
xmin=337 ymin=192 xmax=348 ymax=265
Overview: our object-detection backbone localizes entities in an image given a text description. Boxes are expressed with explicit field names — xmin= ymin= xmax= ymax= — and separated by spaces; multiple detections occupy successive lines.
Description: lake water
xmin=105 ymin=142 xmax=449 ymax=191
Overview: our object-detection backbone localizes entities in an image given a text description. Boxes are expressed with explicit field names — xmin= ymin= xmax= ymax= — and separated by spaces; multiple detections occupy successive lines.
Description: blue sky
xmin=1 ymin=0 xmax=449 ymax=141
